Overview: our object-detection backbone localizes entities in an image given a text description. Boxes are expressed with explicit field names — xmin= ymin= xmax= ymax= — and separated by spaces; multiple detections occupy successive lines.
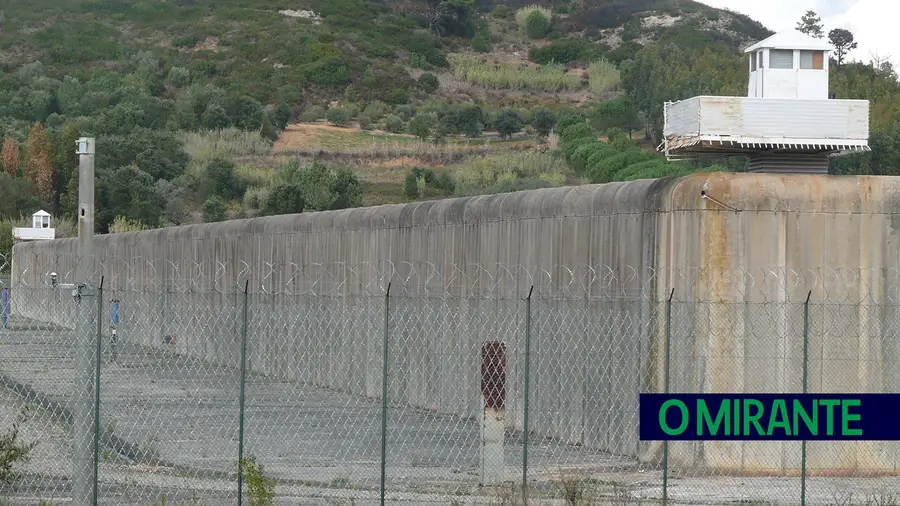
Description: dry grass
xmin=452 ymin=150 xmax=567 ymax=187
xmin=448 ymin=53 xmax=584 ymax=92
xmin=273 ymin=122 xmax=418 ymax=152
xmin=180 ymin=128 xmax=272 ymax=161
xmin=587 ymin=59 xmax=622 ymax=96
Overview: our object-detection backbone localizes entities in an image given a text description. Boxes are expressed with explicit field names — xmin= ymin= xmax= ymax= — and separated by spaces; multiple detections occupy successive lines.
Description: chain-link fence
xmin=1 ymin=255 xmax=899 ymax=505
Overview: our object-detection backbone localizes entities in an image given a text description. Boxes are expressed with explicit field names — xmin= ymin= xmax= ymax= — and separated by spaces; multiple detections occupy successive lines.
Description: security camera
xmin=50 ymin=272 xmax=58 ymax=287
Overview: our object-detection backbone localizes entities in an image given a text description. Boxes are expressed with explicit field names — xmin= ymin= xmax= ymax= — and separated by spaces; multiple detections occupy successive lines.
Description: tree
xmin=796 ymin=10 xmax=824 ymax=38
xmin=96 ymin=165 xmax=166 ymax=232
xmin=25 ymin=122 xmax=54 ymax=205
xmin=262 ymin=182 xmax=305 ymax=216
xmin=201 ymin=196 xmax=227 ymax=223
xmin=408 ymin=113 xmax=438 ymax=140
xmin=202 ymin=156 xmax=242 ymax=201
xmin=531 ymin=107 xmax=557 ymax=137
xmin=829 ymin=28 xmax=858 ymax=67
xmin=1 ymin=137 xmax=19 ymax=178
xmin=495 ymin=109 xmax=523 ymax=139
xmin=274 ymin=103 xmax=292 ymax=130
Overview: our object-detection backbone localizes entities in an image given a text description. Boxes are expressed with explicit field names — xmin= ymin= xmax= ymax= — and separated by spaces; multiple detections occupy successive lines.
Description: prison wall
xmin=10 ymin=172 xmax=900 ymax=475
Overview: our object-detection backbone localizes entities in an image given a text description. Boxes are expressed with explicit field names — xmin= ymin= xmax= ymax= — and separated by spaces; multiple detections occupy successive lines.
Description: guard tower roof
xmin=744 ymin=29 xmax=833 ymax=53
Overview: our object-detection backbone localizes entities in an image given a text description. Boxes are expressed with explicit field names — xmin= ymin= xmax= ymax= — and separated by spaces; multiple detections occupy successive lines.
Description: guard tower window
xmin=751 ymin=53 xmax=757 ymax=71
xmin=770 ymin=49 xmax=794 ymax=69
xmin=800 ymin=50 xmax=825 ymax=69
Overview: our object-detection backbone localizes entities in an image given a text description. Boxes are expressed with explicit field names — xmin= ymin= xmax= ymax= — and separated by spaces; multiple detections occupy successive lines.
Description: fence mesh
xmin=1 ymin=255 xmax=900 ymax=504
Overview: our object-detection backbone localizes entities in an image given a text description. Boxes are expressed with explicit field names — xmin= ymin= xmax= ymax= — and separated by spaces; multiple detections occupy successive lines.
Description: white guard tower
xmin=660 ymin=29 xmax=870 ymax=173
xmin=12 ymin=210 xmax=56 ymax=241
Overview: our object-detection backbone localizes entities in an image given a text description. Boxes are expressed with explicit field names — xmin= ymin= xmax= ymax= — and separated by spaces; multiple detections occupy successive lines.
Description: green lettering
xmin=660 ymin=400 xmax=689 ymax=436
xmin=820 ymin=399 xmax=840 ymax=436
xmin=767 ymin=399 xmax=791 ymax=436
xmin=698 ymin=399 xmax=730 ymax=436
xmin=743 ymin=399 xmax=765 ymax=436
xmin=793 ymin=399 xmax=818 ymax=436
xmin=734 ymin=398 xmax=740 ymax=435
xmin=841 ymin=399 xmax=863 ymax=436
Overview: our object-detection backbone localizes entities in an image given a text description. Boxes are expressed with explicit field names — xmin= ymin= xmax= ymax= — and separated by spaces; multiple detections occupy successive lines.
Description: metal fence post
xmin=663 ymin=288 xmax=674 ymax=505
xmin=93 ymin=277 xmax=103 ymax=505
xmin=801 ymin=291 xmax=811 ymax=506
xmin=521 ymin=285 xmax=534 ymax=505
xmin=237 ymin=280 xmax=250 ymax=506
xmin=380 ymin=282 xmax=391 ymax=506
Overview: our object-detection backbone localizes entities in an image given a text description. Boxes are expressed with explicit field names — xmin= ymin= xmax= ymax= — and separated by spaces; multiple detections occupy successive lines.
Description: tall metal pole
xmin=237 ymin=280 xmax=249 ymax=506
xmin=801 ymin=291 xmax=811 ymax=506
xmin=74 ymin=136 xmax=97 ymax=506
xmin=521 ymin=285 xmax=534 ymax=505
xmin=662 ymin=288 xmax=674 ymax=505
xmin=380 ymin=283 xmax=391 ymax=506
xmin=94 ymin=276 xmax=104 ymax=505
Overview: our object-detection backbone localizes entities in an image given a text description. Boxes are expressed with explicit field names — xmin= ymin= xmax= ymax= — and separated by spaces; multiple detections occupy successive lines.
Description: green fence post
xmin=93 ymin=276 xmax=103 ymax=506
xmin=237 ymin=280 xmax=249 ymax=506
xmin=521 ymin=285 xmax=534 ymax=505
xmin=662 ymin=288 xmax=674 ymax=505
xmin=380 ymin=282 xmax=391 ymax=506
xmin=801 ymin=290 xmax=811 ymax=506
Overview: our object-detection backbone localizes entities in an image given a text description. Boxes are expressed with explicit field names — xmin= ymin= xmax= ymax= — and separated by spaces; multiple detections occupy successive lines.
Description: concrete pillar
xmin=481 ymin=341 xmax=506 ymax=486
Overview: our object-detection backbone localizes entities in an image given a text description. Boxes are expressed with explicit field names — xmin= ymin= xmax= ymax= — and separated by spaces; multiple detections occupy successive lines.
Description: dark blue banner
xmin=639 ymin=394 xmax=900 ymax=441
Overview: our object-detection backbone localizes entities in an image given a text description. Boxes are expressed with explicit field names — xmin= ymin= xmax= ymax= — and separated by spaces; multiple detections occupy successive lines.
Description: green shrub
xmin=473 ymin=27 xmax=492 ymax=53
xmin=382 ymin=114 xmax=404 ymax=133
xmin=516 ymin=5 xmax=552 ymax=31
xmin=529 ymin=38 xmax=605 ymax=65
xmin=526 ymin=10 xmax=551 ymax=39
xmin=326 ymin=107 xmax=350 ymax=127
xmin=417 ymin=72 xmax=439 ymax=94
xmin=386 ymin=88 xmax=409 ymax=105
xmin=201 ymin=196 xmax=227 ymax=223
xmin=363 ymin=101 xmax=391 ymax=120
xmin=300 ymin=105 xmax=326 ymax=122
xmin=558 ymin=122 xmax=594 ymax=144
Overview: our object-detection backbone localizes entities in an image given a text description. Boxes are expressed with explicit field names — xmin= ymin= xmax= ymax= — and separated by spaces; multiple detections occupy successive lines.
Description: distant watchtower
xmin=660 ymin=29 xmax=870 ymax=174
xmin=11 ymin=210 xmax=56 ymax=242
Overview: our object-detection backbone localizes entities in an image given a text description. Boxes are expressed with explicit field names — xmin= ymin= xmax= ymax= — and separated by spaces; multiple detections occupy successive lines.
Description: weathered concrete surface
xmin=9 ymin=173 xmax=900 ymax=476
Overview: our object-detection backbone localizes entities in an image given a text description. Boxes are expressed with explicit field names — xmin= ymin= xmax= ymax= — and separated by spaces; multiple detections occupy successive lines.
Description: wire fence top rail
xmin=6 ymin=252 xmax=900 ymax=302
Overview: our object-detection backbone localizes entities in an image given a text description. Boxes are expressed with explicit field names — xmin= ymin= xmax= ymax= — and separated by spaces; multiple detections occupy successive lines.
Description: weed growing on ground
xmin=0 ymin=404 xmax=37 ymax=484
xmin=240 ymin=453 xmax=276 ymax=506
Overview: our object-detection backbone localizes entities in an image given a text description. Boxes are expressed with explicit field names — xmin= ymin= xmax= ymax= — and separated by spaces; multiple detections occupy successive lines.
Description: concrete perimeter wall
xmin=11 ymin=173 xmax=900 ymax=475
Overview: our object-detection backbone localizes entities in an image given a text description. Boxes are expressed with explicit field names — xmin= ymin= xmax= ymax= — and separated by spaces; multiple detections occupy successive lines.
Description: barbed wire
xmin=6 ymin=251 xmax=900 ymax=303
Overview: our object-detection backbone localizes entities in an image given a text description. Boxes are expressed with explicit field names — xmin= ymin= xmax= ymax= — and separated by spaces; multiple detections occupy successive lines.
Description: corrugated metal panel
xmin=747 ymin=153 xmax=829 ymax=173
xmin=663 ymin=98 xmax=701 ymax=137
xmin=664 ymin=96 xmax=869 ymax=141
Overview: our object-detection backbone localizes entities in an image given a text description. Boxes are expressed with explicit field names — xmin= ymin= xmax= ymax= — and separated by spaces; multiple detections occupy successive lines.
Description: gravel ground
xmin=1 ymin=319 xmax=899 ymax=505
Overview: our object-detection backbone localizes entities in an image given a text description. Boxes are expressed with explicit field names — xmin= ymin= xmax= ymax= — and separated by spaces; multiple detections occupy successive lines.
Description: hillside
xmin=1 ymin=0 xmax=899 ymax=258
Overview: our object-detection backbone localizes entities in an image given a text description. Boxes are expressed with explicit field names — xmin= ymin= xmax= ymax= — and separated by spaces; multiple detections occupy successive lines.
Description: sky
xmin=697 ymin=0 xmax=898 ymax=67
